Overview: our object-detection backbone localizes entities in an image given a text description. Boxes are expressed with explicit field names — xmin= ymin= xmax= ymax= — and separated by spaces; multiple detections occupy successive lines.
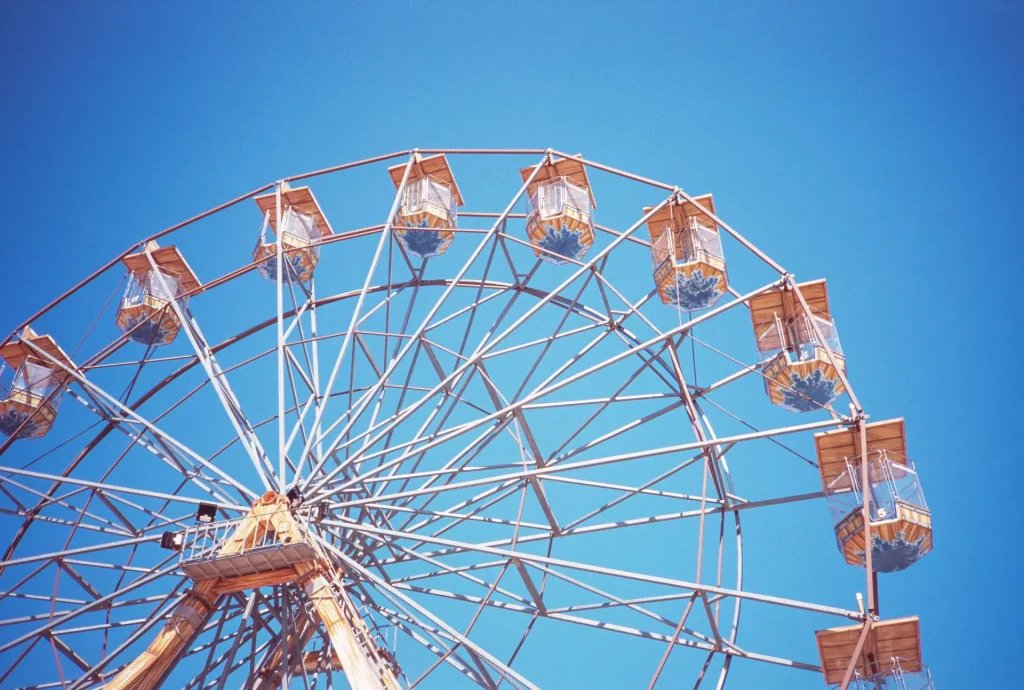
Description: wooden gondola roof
xmin=254 ymin=184 xmax=335 ymax=236
xmin=0 ymin=326 xmax=77 ymax=378
xmin=122 ymin=242 xmax=202 ymax=293
xmin=815 ymin=616 xmax=922 ymax=684
xmin=519 ymin=155 xmax=597 ymax=208
xmin=815 ymin=418 xmax=908 ymax=488
xmin=749 ymin=279 xmax=830 ymax=325
xmin=644 ymin=194 xmax=716 ymax=236
xmin=388 ymin=154 xmax=465 ymax=207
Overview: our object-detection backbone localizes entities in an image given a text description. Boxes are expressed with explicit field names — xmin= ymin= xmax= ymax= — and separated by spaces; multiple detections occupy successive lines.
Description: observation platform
xmin=180 ymin=538 xmax=317 ymax=581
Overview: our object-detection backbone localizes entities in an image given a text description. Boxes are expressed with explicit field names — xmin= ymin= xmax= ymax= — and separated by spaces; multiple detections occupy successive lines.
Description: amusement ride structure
xmin=0 ymin=149 xmax=933 ymax=689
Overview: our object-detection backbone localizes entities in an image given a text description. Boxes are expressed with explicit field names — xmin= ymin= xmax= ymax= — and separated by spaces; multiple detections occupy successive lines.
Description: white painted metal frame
xmin=0 ymin=149 xmax=887 ymax=690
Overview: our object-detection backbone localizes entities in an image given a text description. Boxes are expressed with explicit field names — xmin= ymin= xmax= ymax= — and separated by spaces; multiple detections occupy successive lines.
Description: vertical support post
xmin=838 ymin=416 xmax=877 ymax=690
xmin=859 ymin=417 xmax=876 ymax=615
xmin=309 ymin=277 xmax=324 ymax=478
xmin=101 ymin=580 xmax=221 ymax=689
xmin=295 ymin=562 xmax=401 ymax=690
xmin=276 ymin=182 xmax=286 ymax=493
xmin=215 ymin=592 xmax=258 ymax=690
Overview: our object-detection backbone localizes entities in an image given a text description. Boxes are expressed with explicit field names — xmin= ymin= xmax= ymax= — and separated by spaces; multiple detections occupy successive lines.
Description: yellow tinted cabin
xmin=117 ymin=242 xmax=201 ymax=347
xmin=816 ymin=419 xmax=932 ymax=572
xmin=253 ymin=185 xmax=333 ymax=284
xmin=815 ymin=617 xmax=930 ymax=688
xmin=520 ymin=157 xmax=596 ymax=264
xmin=389 ymin=154 xmax=464 ymax=259
xmin=749 ymin=279 xmax=846 ymax=412
xmin=645 ymin=195 xmax=727 ymax=311
xmin=0 ymin=327 xmax=76 ymax=440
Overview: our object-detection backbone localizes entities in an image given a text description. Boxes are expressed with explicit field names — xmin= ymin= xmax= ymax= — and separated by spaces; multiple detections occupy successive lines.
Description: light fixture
xmin=196 ymin=503 xmax=216 ymax=524
xmin=160 ymin=531 xmax=184 ymax=551
xmin=314 ymin=502 xmax=330 ymax=523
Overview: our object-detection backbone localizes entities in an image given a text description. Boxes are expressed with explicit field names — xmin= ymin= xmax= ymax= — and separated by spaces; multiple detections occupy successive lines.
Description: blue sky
xmin=1 ymin=1 xmax=1021 ymax=688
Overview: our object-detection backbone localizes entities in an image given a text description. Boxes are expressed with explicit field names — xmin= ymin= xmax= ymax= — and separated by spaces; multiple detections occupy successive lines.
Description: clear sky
xmin=1 ymin=1 xmax=1021 ymax=688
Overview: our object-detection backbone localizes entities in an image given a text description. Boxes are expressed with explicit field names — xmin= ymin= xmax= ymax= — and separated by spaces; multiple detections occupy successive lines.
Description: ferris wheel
xmin=0 ymin=149 xmax=935 ymax=689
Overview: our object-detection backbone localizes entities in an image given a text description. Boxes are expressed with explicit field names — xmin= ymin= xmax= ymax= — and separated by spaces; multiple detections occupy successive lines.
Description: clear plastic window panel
xmin=281 ymin=208 xmax=323 ymax=257
xmin=564 ymin=180 xmax=591 ymax=213
xmin=792 ymin=312 xmax=842 ymax=355
xmin=537 ymin=183 xmax=562 ymax=217
xmin=529 ymin=178 xmax=592 ymax=219
xmin=758 ymin=312 xmax=842 ymax=359
xmin=650 ymin=220 xmax=722 ymax=267
xmin=0 ymin=362 xmax=14 ymax=398
xmin=650 ymin=227 xmax=673 ymax=270
xmin=253 ymin=212 xmax=271 ymax=250
xmin=693 ymin=220 xmax=723 ymax=260
xmin=12 ymin=361 xmax=62 ymax=400
xmin=403 ymin=177 xmax=455 ymax=222
xmin=674 ymin=225 xmax=698 ymax=263
xmin=756 ymin=315 xmax=787 ymax=353
xmin=826 ymin=455 xmax=926 ymax=527
xmin=123 ymin=269 xmax=185 ymax=308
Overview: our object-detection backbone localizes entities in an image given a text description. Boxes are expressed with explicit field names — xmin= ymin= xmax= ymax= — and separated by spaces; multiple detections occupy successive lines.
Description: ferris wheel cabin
xmin=0 ymin=327 xmax=76 ymax=440
xmin=389 ymin=154 xmax=464 ymax=259
xmin=253 ymin=184 xmax=333 ymax=284
xmin=815 ymin=616 xmax=929 ymax=689
xmin=117 ymin=242 xmax=201 ymax=347
xmin=815 ymin=419 xmax=932 ymax=572
xmin=645 ymin=194 xmax=728 ymax=311
xmin=749 ymin=279 xmax=846 ymax=412
xmin=520 ymin=156 xmax=596 ymax=264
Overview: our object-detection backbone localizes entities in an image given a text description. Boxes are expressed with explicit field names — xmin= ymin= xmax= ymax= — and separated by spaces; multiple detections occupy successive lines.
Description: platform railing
xmin=836 ymin=659 xmax=933 ymax=690
xmin=179 ymin=506 xmax=306 ymax=565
